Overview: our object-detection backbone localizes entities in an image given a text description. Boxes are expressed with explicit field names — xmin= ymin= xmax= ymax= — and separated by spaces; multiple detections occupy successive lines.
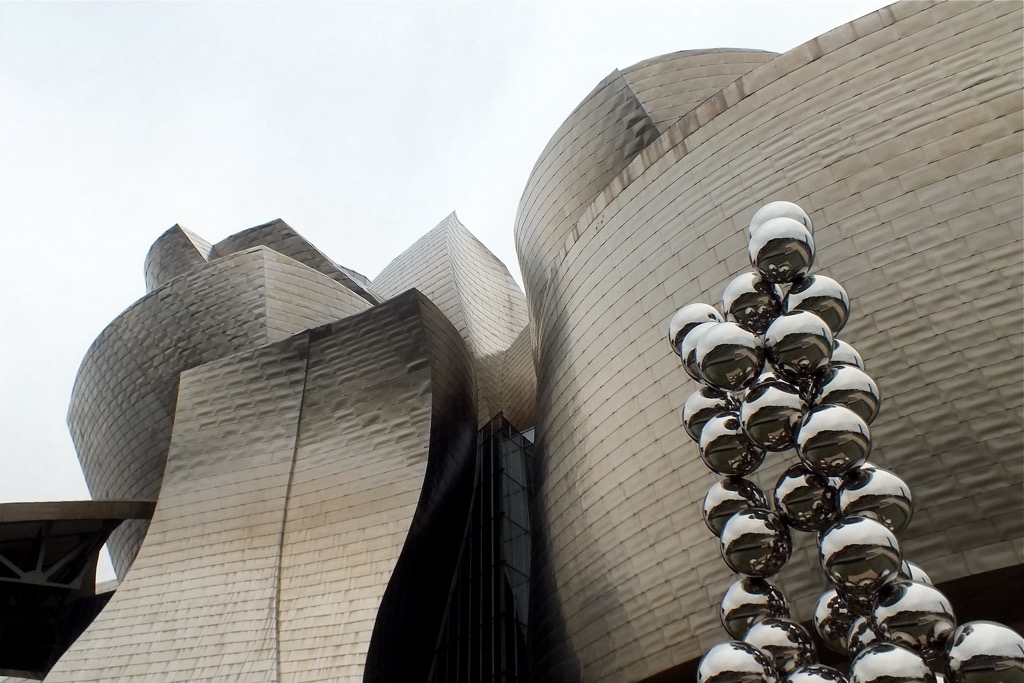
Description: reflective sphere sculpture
xmin=684 ymin=387 xmax=737 ymax=443
xmin=704 ymin=477 xmax=768 ymax=537
xmin=788 ymin=664 xmax=849 ymax=683
xmin=669 ymin=303 xmax=724 ymax=355
xmin=698 ymin=641 xmax=778 ymax=683
xmin=721 ymin=508 xmax=793 ymax=578
xmin=765 ymin=311 xmax=834 ymax=380
xmin=749 ymin=216 xmax=815 ymax=283
xmin=749 ymin=201 xmax=813 ymax=238
xmin=745 ymin=617 xmax=817 ymax=675
xmin=773 ymin=463 xmax=840 ymax=532
xmin=723 ymin=272 xmax=783 ymax=335
xmin=832 ymin=339 xmax=866 ymax=369
xmin=797 ymin=405 xmax=871 ymax=477
xmin=785 ymin=275 xmax=851 ymax=335
xmin=899 ymin=561 xmax=932 ymax=585
xmin=813 ymin=365 xmax=881 ymax=425
xmin=874 ymin=580 xmax=956 ymax=660
xmin=814 ymin=589 xmax=855 ymax=655
xmin=697 ymin=322 xmax=766 ymax=391
xmin=700 ymin=413 xmax=766 ymax=476
xmin=840 ymin=465 xmax=913 ymax=534
xmin=740 ymin=377 xmax=805 ymax=451
xmin=944 ymin=621 xmax=1024 ymax=683
xmin=681 ymin=321 xmax=718 ymax=382
xmin=850 ymin=642 xmax=936 ymax=683
xmin=721 ymin=577 xmax=791 ymax=639
xmin=848 ymin=615 xmax=882 ymax=658
xmin=819 ymin=517 xmax=901 ymax=598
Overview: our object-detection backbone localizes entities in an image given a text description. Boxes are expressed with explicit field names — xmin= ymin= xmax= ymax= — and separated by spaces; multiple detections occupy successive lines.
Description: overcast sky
xmin=0 ymin=1 xmax=890 ymax=577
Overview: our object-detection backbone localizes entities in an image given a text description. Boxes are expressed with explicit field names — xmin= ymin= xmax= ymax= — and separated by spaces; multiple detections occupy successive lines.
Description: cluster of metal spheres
xmin=666 ymin=202 xmax=1024 ymax=683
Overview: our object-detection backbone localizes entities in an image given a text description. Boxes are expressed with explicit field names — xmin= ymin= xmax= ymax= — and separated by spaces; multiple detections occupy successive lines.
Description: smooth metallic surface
xmin=797 ymin=405 xmax=871 ymax=477
xmin=721 ymin=577 xmax=791 ymax=640
xmin=773 ymin=463 xmax=840 ymax=532
xmin=873 ymin=580 xmax=956 ymax=660
xmin=899 ymin=561 xmax=933 ymax=586
xmin=819 ymin=517 xmax=901 ymax=599
xmin=788 ymin=664 xmax=849 ymax=683
xmin=744 ymin=617 xmax=817 ymax=675
xmin=670 ymin=303 xmax=725 ymax=355
xmin=784 ymin=275 xmax=851 ymax=335
xmin=704 ymin=477 xmax=769 ymax=537
xmin=944 ymin=621 xmax=1024 ymax=683
xmin=697 ymin=641 xmax=778 ymax=683
xmin=765 ymin=311 xmax=834 ymax=380
xmin=830 ymin=340 xmax=865 ymax=370
xmin=685 ymin=387 xmax=737 ymax=443
xmin=814 ymin=589 xmax=855 ymax=655
xmin=700 ymin=413 xmax=766 ymax=476
xmin=723 ymin=272 xmax=783 ymax=334
xmin=683 ymin=321 xmax=719 ymax=382
xmin=696 ymin=322 xmax=766 ymax=392
xmin=847 ymin=615 xmax=882 ymax=659
xmin=840 ymin=465 xmax=914 ymax=535
xmin=849 ymin=642 xmax=937 ymax=683
xmin=740 ymin=377 xmax=805 ymax=451
xmin=720 ymin=509 xmax=792 ymax=578
xmin=748 ymin=217 xmax=815 ymax=283
xmin=749 ymin=201 xmax=813 ymax=238
xmin=813 ymin=365 xmax=881 ymax=425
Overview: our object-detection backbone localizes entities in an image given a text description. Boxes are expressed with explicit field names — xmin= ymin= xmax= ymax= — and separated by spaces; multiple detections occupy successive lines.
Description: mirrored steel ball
xmin=765 ymin=311 xmax=834 ymax=380
xmin=832 ymin=339 xmax=865 ymax=369
xmin=745 ymin=617 xmax=817 ymax=675
xmin=850 ymin=642 xmax=936 ymax=683
xmin=814 ymin=589 xmax=855 ymax=655
xmin=697 ymin=322 xmax=766 ymax=391
xmin=848 ymin=615 xmax=882 ymax=659
xmin=944 ymin=621 xmax=1024 ymax=683
xmin=813 ymin=365 xmax=881 ymax=425
xmin=669 ymin=303 xmax=724 ymax=355
xmin=698 ymin=641 xmax=778 ymax=683
xmin=840 ymin=465 xmax=913 ymax=534
xmin=898 ymin=561 xmax=932 ymax=585
xmin=721 ymin=508 xmax=793 ymax=578
xmin=749 ymin=217 xmax=815 ymax=283
xmin=723 ymin=272 xmax=783 ymax=335
xmin=681 ymin=321 xmax=718 ymax=382
xmin=819 ymin=516 xmax=901 ymax=598
xmin=749 ymin=201 xmax=813 ymax=238
xmin=740 ymin=377 xmax=805 ymax=451
xmin=797 ymin=405 xmax=871 ymax=477
xmin=721 ymin=577 xmax=791 ymax=639
xmin=684 ymin=387 xmax=737 ymax=443
xmin=785 ymin=275 xmax=851 ymax=335
xmin=874 ymin=580 xmax=956 ymax=661
xmin=704 ymin=477 xmax=769 ymax=537
xmin=788 ymin=664 xmax=849 ymax=683
xmin=701 ymin=412 xmax=766 ymax=476
xmin=773 ymin=463 xmax=840 ymax=532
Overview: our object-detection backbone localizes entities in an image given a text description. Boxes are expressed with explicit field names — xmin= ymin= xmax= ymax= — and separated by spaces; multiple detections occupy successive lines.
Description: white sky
xmin=0 ymin=0 xmax=889 ymax=578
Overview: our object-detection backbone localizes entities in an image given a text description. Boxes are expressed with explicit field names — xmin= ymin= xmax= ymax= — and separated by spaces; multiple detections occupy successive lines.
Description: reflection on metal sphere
xmin=797 ymin=405 xmax=871 ymax=477
xmin=874 ymin=580 xmax=956 ymax=661
xmin=684 ymin=387 xmax=736 ymax=443
xmin=749 ymin=217 xmax=815 ymax=283
xmin=944 ymin=621 xmax=1024 ymax=683
xmin=765 ymin=311 xmax=834 ymax=379
xmin=847 ymin=615 xmax=881 ymax=659
xmin=814 ymin=589 xmax=855 ymax=655
xmin=749 ymin=201 xmax=813 ymax=238
xmin=785 ymin=275 xmax=851 ymax=334
xmin=840 ymin=465 xmax=913 ymax=534
xmin=697 ymin=322 xmax=766 ymax=391
xmin=697 ymin=640 xmax=778 ymax=683
xmin=773 ymin=463 xmax=840 ymax=532
xmin=669 ymin=303 xmax=724 ymax=355
xmin=813 ymin=365 xmax=881 ymax=425
xmin=849 ymin=642 xmax=936 ymax=683
xmin=832 ymin=339 xmax=865 ymax=369
xmin=898 ymin=560 xmax=932 ymax=585
xmin=721 ymin=508 xmax=792 ymax=578
xmin=723 ymin=272 xmax=783 ymax=334
xmin=744 ymin=617 xmax=817 ymax=675
xmin=700 ymin=413 xmax=766 ymax=476
xmin=681 ymin=321 xmax=717 ymax=382
xmin=788 ymin=664 xmax=849 ymax=683
xmin=819 ymin=517 xmax=901 ymax=598
xmin=704 ymin=477 xmax=768 ymax=537
xmin=740 ymin=377 xmax=805 ymax=451
xmin=721 ymin=577 xmax=791 ymax=639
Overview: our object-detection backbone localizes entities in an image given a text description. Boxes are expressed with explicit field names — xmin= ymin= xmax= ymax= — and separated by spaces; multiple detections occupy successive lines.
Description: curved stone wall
xmin=515 ymin=2 xmax=1023 ymax=680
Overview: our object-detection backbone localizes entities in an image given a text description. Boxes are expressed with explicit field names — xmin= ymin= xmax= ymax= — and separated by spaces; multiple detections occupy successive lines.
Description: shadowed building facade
xmin=2 ymin=1 xmax=1020 ymax=681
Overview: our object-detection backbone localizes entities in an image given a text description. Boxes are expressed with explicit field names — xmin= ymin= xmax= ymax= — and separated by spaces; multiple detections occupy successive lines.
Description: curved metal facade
xmin=516 ymin=3 xmax=1022 ymax=681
